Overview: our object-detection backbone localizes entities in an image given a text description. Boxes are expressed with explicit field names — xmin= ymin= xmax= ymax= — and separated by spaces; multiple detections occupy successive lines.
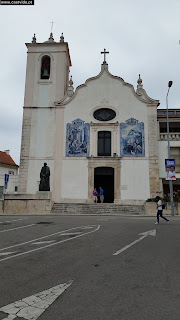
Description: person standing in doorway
xmin=99 ymin=187 xmax=104 ymax=204
xmin=155 ymin=196 xmax=169 ymax=224
xmin=93 ymin=188 xmax=98 ymax=203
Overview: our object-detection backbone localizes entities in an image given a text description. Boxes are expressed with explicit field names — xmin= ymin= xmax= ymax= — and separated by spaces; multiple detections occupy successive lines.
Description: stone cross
xmin=101 ymin=48 xmax=109 ymax=64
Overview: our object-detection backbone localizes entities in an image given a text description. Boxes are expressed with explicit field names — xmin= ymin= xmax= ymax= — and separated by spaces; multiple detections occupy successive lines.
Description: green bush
xmin=162 ymin=196 xmax=170 ymax=202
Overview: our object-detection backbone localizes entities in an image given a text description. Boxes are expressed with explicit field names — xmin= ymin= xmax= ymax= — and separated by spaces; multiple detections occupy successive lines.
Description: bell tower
xmin=18 ymin=32 xmax=71 ymax=202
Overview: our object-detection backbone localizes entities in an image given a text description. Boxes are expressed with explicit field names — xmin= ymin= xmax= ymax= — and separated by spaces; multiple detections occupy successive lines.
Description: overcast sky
xmin=0 ymin=0 xmax=180 ymax=165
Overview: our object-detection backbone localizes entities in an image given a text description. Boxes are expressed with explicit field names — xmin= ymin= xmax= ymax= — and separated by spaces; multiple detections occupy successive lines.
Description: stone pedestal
xmin=36 ymin=191 xmax=52 ymax=199
xmin=2 ymin=193 xmax=53 ymax=214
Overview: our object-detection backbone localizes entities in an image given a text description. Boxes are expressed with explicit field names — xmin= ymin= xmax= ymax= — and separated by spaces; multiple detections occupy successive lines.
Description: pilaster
xmin=147 ymin=106 xmax=161 ymax=196
xmin=18 ymin=108 xmax=32 ymax=193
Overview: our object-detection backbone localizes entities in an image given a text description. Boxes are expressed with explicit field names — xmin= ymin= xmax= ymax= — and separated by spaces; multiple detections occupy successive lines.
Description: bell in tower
xmin=42 ymin=68 xmax=49 ymax=78
xmin=41 ymin=55 xmax=50 ymax=79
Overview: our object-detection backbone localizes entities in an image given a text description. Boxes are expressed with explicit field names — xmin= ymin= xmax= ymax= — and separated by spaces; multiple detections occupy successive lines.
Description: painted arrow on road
xmin=113 ymin=229 xmax=156 ymax=256
xmin=0 ymin=280 xmax=73 ymax=320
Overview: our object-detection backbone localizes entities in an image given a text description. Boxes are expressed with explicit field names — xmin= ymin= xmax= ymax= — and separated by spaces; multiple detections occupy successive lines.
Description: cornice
xmin=90 ymin=122 xmax=119 ymax=127
xmin=26 ymin=42 xmax=72 ymax=66
xmin=55 ymin=67 xmax=159 ymax=107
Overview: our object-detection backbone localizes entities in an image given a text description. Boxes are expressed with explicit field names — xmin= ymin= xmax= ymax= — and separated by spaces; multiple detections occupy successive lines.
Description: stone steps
xmin=51 ymin=203 xmax=145 ymax=215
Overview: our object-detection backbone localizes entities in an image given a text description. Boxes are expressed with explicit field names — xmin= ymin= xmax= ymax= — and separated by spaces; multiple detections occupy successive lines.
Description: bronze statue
xmin=39 ymin=163 xmax=50 ymax=191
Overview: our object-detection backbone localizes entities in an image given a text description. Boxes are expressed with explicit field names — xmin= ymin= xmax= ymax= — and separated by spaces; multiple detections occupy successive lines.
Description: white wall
xmin=27 ymin=159 xmax=54 ymax=194
xmin=121 ymin=159 xmax=150 ymax=200
xmin=0 ymin=166 xmax=18 ymax=175
xmin=0 ymin=165 xmax=18 ymax=195
xmin=61 ymin=159 xmax=88 ymax=200
xmin=64 ymin=71 xmax=149 ymax=157
xmin=25 ymin=108 xmax=56 ymax=194
xmin=29 ymin=108 xmax=56 ymax=158
xmin=61 ymin=70 xmax=151 ymax=201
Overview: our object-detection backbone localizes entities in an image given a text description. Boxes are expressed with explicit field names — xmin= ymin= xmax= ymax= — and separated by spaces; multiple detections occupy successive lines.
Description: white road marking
xmin=113 ymin=229 xmax=156 ymax=256
xmin=0 ymin=225 xmax=101 ymax=262
xmin=139 ymin=229 xmax=156 ymax=237
xmin=1 ymin=315 xmax=16 ymax=319
xmin=0 ymin=218 xmax=29 ymax=224
xmin=79 ymin=226 xmax=93 ymax=229
xmin=97 ymin=217 xmax=119 ymax=221
xmin=0 ymin=252 xmax=15 ymax=256
xmin=126 ymin=217 xmax=155 ymax=219
xmin=0 ymin=225 xmax=97 ymax=252
xmin=31 ymin=241 xmax=55 ymax=245
xmin=0 ymin=280 xmax=73 ymax=320
xmin=60 ymin=232 xmax=82 ymax=236
xmin=0 ymin=224 xmax=36 ymax=233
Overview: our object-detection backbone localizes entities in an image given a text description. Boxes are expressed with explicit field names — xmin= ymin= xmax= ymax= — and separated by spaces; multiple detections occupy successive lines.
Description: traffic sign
xmin=4 ymin=174 xmax=9 ymax=189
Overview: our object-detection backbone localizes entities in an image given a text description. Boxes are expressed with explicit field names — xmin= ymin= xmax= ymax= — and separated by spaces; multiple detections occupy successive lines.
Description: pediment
xmin=55 ymin=65 xmax=159 ymax=107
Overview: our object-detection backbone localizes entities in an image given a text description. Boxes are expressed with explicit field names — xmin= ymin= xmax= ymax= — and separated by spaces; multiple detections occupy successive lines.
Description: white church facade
xmin=18 ymin=33 xmax=180 ymax=206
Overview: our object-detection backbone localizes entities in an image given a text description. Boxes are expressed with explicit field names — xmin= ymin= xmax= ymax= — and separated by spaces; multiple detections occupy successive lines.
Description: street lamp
xmin=166 ymin=81 xmax=174 ymax=216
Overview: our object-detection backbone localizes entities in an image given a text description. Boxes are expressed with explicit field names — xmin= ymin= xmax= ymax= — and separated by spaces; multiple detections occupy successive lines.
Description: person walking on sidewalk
xmin=155 ymin=196 xmax=169 ymax=224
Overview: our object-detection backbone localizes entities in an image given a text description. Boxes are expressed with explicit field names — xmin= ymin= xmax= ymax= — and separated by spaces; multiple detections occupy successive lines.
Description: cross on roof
xmin=101 ymin=48 xmax=109 ymax=64
xmin=50 ymin=20 xmax=54 ymax=33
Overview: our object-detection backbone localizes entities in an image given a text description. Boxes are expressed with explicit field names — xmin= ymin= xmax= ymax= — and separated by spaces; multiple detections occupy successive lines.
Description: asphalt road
xmin=0 ymin=214 xmax=179 ymax=320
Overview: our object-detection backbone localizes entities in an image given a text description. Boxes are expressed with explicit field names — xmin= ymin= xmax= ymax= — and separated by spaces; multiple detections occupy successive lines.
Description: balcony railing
xmin=159 ymin=132 xmax=180 ymax=141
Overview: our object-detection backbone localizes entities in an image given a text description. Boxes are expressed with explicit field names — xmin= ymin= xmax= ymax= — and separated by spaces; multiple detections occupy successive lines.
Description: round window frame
xmin=93 ymin=108 xmax=116 ymax=122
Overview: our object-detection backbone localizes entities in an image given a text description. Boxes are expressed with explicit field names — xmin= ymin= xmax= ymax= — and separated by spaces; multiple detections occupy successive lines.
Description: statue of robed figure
xmin=39 ymin=163 xmax=50 ymax=191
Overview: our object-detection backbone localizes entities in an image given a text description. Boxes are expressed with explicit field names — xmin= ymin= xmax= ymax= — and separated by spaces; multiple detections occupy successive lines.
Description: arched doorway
xmin=94 ymin=167 xmax=114 ymax=203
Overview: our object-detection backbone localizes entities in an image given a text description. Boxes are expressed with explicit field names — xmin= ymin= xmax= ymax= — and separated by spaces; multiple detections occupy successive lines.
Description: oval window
xmin=93 ymin=108 xmax=116 ymax=121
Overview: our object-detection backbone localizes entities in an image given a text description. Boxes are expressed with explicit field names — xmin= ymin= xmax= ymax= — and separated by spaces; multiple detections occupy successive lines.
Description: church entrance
xmin=94 ymin=167 xmax=114 ymax=203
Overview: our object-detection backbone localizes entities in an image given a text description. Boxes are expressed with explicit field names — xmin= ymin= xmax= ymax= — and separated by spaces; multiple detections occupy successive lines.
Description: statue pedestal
xmin=36 ymin=191 xmax=52 ymax=199
xmin=3 ymin=193 xmax=53 ymax=214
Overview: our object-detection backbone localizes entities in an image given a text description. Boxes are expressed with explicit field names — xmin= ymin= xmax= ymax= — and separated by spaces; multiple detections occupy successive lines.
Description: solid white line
xmin=0 ymin=218 xmax=29 ymax=224
xmin=60 ymin=232 xmax=82 ymax=236
xmin=32 ymin=241 xmax=55 ymax=245
xmin=113 ymin=235 xmax=146 ymax=256
xmin=79 ymin=226 xmax=93 ymax=229
xmin=0 ymin=224 xmax=36 ymax=233
xmin=0 ymin=252 xmax=15 ymax=256
xmin=0 ymin=225 xmax=97 ymax=252
xmin=0 ymin=225 xmax=101 ymax=262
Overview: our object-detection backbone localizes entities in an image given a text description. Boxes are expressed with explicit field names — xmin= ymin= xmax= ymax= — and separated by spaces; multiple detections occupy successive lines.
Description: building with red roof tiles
xmin=0 ymin=150 xmax=19 ymax=168
xmin=0 ymin=150 xmax=19 ymax=198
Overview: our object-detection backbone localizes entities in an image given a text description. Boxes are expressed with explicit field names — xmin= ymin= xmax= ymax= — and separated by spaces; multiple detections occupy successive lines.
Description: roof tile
xmin=0 ymin=151 xmax=18 ymax=167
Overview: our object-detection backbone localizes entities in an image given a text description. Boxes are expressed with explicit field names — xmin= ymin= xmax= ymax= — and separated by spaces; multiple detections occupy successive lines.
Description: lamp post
xmin=166 ymin=81 xmax=174 ymax=216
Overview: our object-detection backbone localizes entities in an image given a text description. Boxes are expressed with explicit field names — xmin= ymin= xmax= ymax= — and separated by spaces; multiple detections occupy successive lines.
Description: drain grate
xmin=36 ymin=222 xmax=54 ymax=225
xmin=0 ymin=222 xmax=11 ymax=226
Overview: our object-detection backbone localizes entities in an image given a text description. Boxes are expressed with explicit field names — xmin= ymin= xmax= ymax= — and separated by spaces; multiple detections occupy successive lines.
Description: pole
xmin=166 ymin=82 xmax=174 ymax=216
